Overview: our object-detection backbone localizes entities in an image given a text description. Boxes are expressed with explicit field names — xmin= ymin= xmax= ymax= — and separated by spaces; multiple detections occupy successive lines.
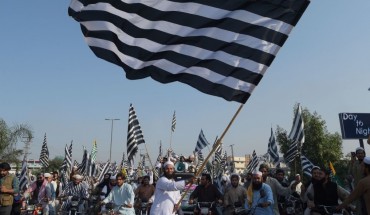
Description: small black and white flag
xmin=194 ymin=129 xmax=210 ymax=153
xmin=39 ymin=133 xmax=49 ymax=168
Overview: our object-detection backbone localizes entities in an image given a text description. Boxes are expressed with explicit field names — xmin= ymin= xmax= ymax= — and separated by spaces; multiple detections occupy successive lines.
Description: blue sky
xmin=1 ymin=0 xmax=370 ymax=165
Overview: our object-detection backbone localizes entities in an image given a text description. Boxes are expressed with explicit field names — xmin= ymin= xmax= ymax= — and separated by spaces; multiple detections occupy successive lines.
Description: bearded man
xmin=150 ymin=161 xmax=192 ymax=215
xmin=245 ymin=170 xmax=274 ymax=215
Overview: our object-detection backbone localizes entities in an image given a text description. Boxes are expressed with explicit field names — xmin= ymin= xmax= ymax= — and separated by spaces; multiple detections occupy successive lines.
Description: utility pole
xmin=229 ymin=144 xmax=235 ymax=173
xmin=105 ymin=118 xmax=120 ymax=162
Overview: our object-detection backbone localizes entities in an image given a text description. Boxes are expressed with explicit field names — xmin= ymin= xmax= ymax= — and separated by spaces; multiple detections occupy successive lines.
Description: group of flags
xmin=21 ymin=0 xmax=314 ymax=189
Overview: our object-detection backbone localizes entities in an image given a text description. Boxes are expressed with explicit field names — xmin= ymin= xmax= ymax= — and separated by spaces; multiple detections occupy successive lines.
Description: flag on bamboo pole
xmin=61 ymin=143 xmax=73 ymax=176
xmin=171 ymin=111 xmax=176 ymax=132
xmin=68 ymin=0 xmax=310 ymax=103
xmin=39 ymin=133 xmax=49 ymax=168
xmin=284 ymin=104 xmax=305 ymax=163
xmin=77 ymin=147 xmax=88 ymax=174
xmin=267 ymin=128 xmax=279 ymax=165
xmin=91 ymin=140 xmax=97 ymax=163
xmin=194 ymin=130 xmax=210 ymax=153
xmin=246 ymin=150 xmax=258 ymax=173
xmin=301 ymin=155 xmax=314 ymax=177
xmin=127 ymin=104 xmax=145 ymax=164
xmin=19 ymin=157 xmax=28 ymax=191
xmin=97 ymin=161 xmax=110 ymax=182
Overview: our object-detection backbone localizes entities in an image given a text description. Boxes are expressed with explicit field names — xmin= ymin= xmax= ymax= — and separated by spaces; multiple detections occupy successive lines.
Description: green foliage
xmin=45 ymin=156 xmax=64 ymax=173
xmin=0 ymin=118 xmax=33 ymax=163
xmin=276 ymin=105 xmax=343 ymax=178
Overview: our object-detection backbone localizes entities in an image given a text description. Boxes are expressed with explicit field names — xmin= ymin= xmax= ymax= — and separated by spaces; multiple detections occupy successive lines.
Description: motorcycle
xmin=284 ymin=192 xmax=303 ymax=215
xmin=312 ymin=205 xmax=344 ymax=215
xmin=69 ymin=196 xmax=81 ymax=215
xmin=196 ymin=202 xmax=216 ymax=215
xmin=137 ymin=201 xmax=151 ymax=215
xmin=24 ymin=199 xmax=43 ymax=215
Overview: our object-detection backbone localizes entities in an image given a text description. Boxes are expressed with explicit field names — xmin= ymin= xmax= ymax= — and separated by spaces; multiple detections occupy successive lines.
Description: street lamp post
xmin=105 ymin=118 xmax=120 ymax=162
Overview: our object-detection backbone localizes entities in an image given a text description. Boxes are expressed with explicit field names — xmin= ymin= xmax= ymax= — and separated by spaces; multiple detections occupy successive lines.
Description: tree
xmin=0 ymin=118 xmax=33 ymax=163
xmin=45 ymin=156 xmax=64 ymax=173
xmin=276 ymin=105 xmax=343 ymax=177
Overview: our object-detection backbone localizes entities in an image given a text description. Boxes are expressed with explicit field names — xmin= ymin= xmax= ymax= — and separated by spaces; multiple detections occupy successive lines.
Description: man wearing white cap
xmin=150 ymin=161 xmax=191 ymax=215
xmin=60 ymin=174 xmax=89 ymax=213
xmin=338 ymin=156 xmax=370 ymax=215
xmin=24 ymin=173 xmax=52 ymax=214
xmin=245 ymin=170 xmax=274 ymax=215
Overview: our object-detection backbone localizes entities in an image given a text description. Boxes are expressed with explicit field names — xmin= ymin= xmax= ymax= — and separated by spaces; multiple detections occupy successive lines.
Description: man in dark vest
xmin=307 ymin=168 xmax=349 ymax=215
xmin=0 ymin=162 xmax=20 ymax=215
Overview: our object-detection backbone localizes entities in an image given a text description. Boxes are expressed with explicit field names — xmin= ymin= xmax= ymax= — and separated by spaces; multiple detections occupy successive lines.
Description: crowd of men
xmin=0 ymin=146 xmax=370 ymax=215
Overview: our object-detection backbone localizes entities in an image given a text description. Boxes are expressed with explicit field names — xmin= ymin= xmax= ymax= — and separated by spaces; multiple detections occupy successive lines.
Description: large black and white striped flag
xmin=127 ymin=104 xmax=145 ymax=164
xmin=39 ymin=133 xmax=49 ymax=168
xmin=267 ymin=128 xmax=279 ymax=165
xmin=68 ymin=0 xmax=310 ymax=103
xmin=284 ymin=104 xmax=305 ymax=163
xmin=194 ymin=129 xmax=210 ymax=153
xmin=246 ymin=150 xmax=258 ymax=173
xmin=301 ymin=155 xmax=315 ymax=177
xmin=19 ymin=157 xmax=28 ymax=191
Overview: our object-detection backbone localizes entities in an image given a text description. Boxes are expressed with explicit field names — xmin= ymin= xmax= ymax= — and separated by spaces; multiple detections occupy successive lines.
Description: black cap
xmin=0 ymin=162 xmax=11 ymax=171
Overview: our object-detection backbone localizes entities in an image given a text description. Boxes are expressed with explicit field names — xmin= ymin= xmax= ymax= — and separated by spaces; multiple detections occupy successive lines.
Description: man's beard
xmin=37 ymin=181 xmax=43 ymax=186
xmin=358 ymin=158 xmax=364 ymax=162
xmin=252 ymin=182 xmax=262 ymax=190
xmin=164 ymin=172 xmax=175 ymax=179
xmin=311 ymin=178 xmax=321 ymax=185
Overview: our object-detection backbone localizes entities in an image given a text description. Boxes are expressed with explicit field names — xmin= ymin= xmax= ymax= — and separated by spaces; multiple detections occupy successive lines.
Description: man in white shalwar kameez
xmin=150 ymin=161 xmax=189 ymax=215
xmin=101 ymin=173 xmax=135 ymax=215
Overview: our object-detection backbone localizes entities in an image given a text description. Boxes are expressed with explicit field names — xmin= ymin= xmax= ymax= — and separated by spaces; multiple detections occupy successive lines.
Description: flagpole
xmin=143 ymin=143 xmax=155 ymax=172
xmin=176 ymin=103 xmax=244 ymax=206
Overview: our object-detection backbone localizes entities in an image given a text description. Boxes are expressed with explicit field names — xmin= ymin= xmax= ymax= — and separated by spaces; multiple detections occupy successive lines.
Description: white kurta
xmin=102 ymin=183 xmax=135 ymax=215
xmin=150 ymin=177 xmax=185 ymax=215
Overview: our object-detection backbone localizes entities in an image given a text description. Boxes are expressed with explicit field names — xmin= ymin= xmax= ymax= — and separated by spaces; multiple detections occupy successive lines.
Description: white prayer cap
xmin=44 ymin=173 xmax=52 ymax=178
xmin=110 ymin=175 xmax=116 ymax=180
xmin=73 ymin=174 xmax=83 ymax=180
xmin=312 ymin=166 xmax=321 ymax=171
xmin=364 ymin=157 xmax=370 ymax=165
xmin=252 ymin=170 xmax=262 ymax=176
xmin=164 ymin=161 xmax=174 ymax=168
xmin=221 ymin=175 xmax=228 ymax=181
xmin=356 ymin=147 xmax=365 ymax=153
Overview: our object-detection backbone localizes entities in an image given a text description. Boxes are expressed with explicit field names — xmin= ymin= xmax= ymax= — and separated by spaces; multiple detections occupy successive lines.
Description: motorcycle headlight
xmin=71 ymin=201 xmax=79 ymax=207
xmin=27 ymin=205 xmax=35 ymax=210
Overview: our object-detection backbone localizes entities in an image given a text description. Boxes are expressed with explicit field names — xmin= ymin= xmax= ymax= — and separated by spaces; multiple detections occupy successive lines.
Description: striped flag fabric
xmin=301 ymin=155 xmax=314 ymax=177
xmin=171 ymin=111 xmax=176 ymax=132
xmin=77 ymin=147 xmax=88 ymax=174
xmin=196 ymin=150 xmax=208 ymax=174
xmin=19 ymin=157 xmax=28 ymax=191
xmin=194 ymin=129 xmax=210 ymax=153
xmin=285 ymin=104 xmax=305 ymax=163
xmin=127 ymin=104 xmax=145 ymax=164
xmin=68 ymin=0 xmax=310 ymax=103
xmin=60 ymin=142 xmax=73 ymax=178
xmin=39 ymin=133 xmax=49 ymax=168
xmin=267 ymin=128 xmax=279 ymax=165
xmin=97 ymin=161 xmax=110 ymax=182
xmin=246 ymin=150 xmax=258 ymax=173
xmin=288 ymin=104 xmax=305 ymax=146
xmin=91 ymin=140 xmax=98 ymax=163
xmin=120 ymin=152 xmax=127 ymax=170
xmin=284 ymin=143 xmax=298 ymax=163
